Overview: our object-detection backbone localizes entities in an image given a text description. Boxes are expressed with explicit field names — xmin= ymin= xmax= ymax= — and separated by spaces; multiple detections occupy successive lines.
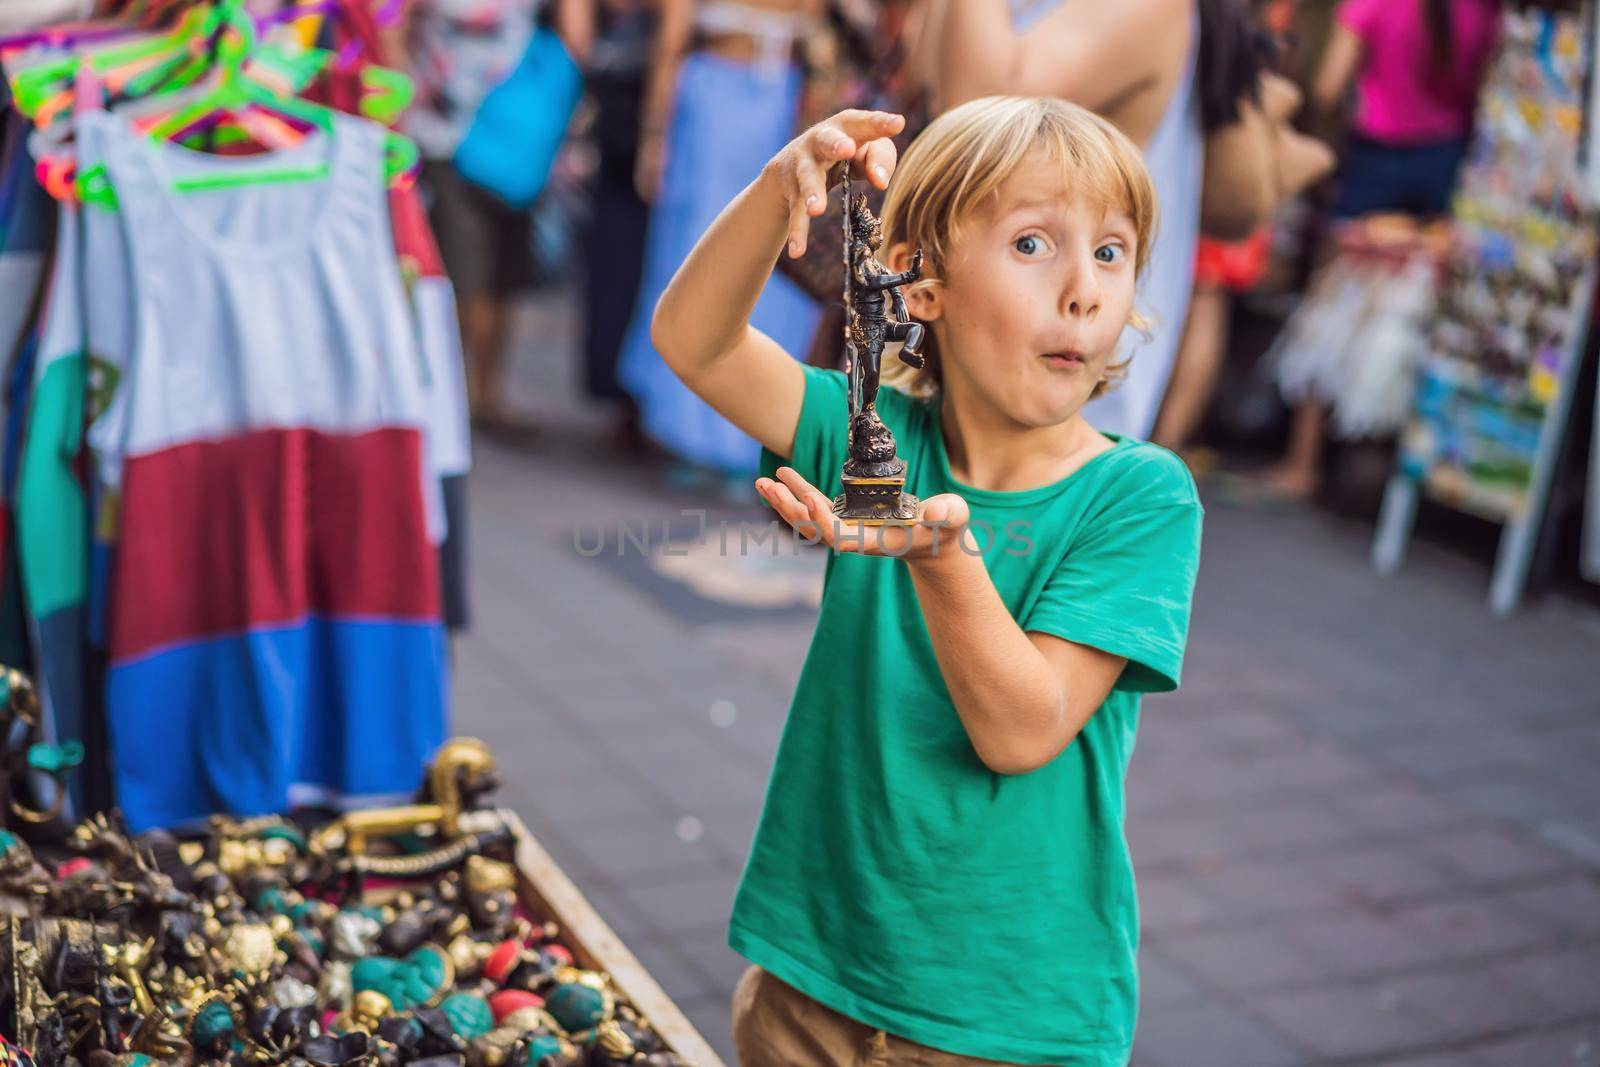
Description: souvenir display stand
xmin=490 ymin=811 xmax=725 ymax=1067
xmin=1371 ymin=5 xmax=1600 ymax=613
xmin=0 ymin=723 xmax=724 ymax=1066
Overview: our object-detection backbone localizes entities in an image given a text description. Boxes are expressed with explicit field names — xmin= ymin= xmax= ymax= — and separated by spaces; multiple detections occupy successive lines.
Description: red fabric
xmin=304 ymin=0 xmax=390 ymax=115
xmin=1194 ymin=230 xmax=1271 ymax=292
xmin=390 ymin=185 xmax=446 ymax=278
xmin=111 ymin=426 xmax=440 ymax=661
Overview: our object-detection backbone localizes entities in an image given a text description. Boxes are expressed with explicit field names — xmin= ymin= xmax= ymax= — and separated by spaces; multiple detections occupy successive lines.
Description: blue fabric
xmin=617 ymin=52 xmax=820 ymax=474
xmin=453 ymin=26 xmax=584 ymax=210
xmin=3 ymin=333 xmax=37 ymax=501
xmin=107 ymin=617 xmax=450 ymax=831
xmin=1335 ymin=135 xmax=1469 ymax=219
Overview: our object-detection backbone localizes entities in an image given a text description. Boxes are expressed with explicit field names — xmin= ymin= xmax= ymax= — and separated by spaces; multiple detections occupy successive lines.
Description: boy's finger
xmin=820 ymin=132 xmax=856 ymax=163
xmin=795 ymin=155 xmax=828 ymax=216
xmin=831 ymin=109 xmax=905 ymax=143
xmin=774 ymin=465 xmax=827 ymax=507
xmin=761 ymin=477 xmax=811 ymax=528
xmin=857 ymin=138 xmax=899 ymax=189
xmin=785 ymin=200 xmax=811 ymax=258
xmin=809 ymin=122 xmax=858 ymax=163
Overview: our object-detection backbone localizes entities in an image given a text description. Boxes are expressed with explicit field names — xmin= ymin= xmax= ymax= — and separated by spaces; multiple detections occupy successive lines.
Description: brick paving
xmin=451 ymin=292 xmax=1600 ymax=1066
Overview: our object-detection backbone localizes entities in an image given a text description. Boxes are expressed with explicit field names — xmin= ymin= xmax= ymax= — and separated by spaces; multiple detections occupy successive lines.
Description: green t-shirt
xmin=728 ymin=365 xmax=1203 ymax=1065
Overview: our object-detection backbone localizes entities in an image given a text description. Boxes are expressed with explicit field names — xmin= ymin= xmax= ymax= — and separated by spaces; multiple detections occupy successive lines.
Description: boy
xmin=652 ymin=98 xmax=1203 ymax=1065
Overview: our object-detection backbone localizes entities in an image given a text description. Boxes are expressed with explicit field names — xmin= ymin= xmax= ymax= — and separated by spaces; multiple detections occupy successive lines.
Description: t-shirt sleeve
xmin=1024 ymin=493 xmax=1203 ymax=695
xmin=758 ymin=363 xmax=851 ymax=496
xmin=1335 ymin=0 xmax=1382 ymax=38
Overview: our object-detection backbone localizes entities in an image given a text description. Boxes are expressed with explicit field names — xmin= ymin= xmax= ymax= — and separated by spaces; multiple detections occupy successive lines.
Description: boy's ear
xmin=886 ymin=242 xmax=942 ymax=321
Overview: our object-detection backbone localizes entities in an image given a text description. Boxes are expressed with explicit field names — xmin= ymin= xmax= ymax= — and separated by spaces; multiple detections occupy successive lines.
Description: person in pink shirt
xmin=1317 ymin=0 xmax=1501 ymax=217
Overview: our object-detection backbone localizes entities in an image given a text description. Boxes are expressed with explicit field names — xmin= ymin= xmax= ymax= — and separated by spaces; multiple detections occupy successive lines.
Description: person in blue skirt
xmin=617 ymin=0 xmax=821 ymax=493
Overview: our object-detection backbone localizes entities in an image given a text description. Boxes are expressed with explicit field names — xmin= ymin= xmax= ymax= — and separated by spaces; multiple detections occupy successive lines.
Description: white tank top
xmin=81 ymin=109 xmax=442 ymax=536
xmin=694 ymin=1 xmax=807 ymax=70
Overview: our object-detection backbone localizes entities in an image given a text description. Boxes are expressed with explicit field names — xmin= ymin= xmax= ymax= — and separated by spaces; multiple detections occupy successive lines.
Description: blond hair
xmin=877 ymin=96 xmax=1158 ymax=399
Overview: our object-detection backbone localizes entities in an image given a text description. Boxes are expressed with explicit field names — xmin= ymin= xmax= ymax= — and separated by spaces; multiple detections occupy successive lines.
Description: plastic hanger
xmin=7 ymin=5 xmax=211 ymax=121
xmin=138 ymin=3 xmax=418 ymax=186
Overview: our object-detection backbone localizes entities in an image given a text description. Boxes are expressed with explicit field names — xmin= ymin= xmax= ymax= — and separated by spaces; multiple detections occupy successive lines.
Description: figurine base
xmin=831 ymin=474 xmax=920 ymax=525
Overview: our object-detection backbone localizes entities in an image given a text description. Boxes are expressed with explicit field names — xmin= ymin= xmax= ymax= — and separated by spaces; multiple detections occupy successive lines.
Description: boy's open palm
xmin=769 ymin=110 xmax=906 ymax=260
xmin=757 ymin=466 xmax=974 ymax=563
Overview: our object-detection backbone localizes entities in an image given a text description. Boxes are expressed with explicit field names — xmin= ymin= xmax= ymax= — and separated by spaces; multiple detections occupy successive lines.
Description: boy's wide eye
xmin=1095 ymin=242 xmax=1126 ymax=264
xmin=1014 ymin=235 xmax=1044 ymax=256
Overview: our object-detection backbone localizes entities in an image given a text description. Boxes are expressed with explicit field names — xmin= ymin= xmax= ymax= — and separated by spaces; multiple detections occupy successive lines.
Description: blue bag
xmin=453 ymin=25 xmax=583 ymax=210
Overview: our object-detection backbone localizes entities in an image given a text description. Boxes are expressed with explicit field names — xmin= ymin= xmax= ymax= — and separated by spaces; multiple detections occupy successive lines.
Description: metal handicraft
xmin=833 ymin=171 xmax=926 ymax=525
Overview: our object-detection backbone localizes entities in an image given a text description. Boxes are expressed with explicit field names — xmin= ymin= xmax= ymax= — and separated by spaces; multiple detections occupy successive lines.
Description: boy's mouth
xmin=1040 ymin=352 xmax=1087 ymax=369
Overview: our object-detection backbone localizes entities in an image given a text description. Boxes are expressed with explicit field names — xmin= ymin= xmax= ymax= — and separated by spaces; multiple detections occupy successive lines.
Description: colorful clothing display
xmin=0 ymin=0 xmax=471 ymax=827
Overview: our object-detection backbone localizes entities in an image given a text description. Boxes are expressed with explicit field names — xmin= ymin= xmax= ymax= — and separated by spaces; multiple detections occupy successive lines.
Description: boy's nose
xmin=1061 ymin=259 xmax=1102 ymax=320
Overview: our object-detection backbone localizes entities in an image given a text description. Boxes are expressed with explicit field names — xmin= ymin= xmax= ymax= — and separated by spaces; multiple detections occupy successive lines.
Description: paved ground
xmin=451 ymin=293 xmax=1600 ymax=1066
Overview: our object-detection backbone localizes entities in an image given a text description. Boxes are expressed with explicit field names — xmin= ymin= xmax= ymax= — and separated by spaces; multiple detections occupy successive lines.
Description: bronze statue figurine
xmin=834 ymin=178 xmax=924 ymax=524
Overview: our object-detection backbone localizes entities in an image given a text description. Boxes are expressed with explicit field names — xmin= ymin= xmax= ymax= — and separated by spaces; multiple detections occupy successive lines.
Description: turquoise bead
xmin=191 ymin=999 xmax=235 ymax=1048
xmin=440 ymin=992 xmax=494 ymax=1040
xmin=546 ymin=983 xmax=606 ymax=1033
xmin=522 ymin=1035 xmax=565 ymax=1064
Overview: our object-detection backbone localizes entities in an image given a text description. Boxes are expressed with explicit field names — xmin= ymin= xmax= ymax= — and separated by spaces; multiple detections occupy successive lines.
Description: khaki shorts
xmin=730 ymin=965 xmax=1031 ymax=1067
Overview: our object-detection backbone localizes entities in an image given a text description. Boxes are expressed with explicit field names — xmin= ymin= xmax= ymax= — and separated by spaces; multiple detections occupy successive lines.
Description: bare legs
xmin=1153 ymin=284 xmax=1230 ymax=454
xmin=462 ymin=294 xmax=511 ymax=425
xmin=1259 ymin=401 xmax=1325 ymax=499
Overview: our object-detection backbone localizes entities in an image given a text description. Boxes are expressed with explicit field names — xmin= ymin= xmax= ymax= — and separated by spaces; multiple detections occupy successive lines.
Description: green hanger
xmin=69 ymin=0 xmax=419 ymax=205
xmin=9 ymin=5 xmax=214 ymax=119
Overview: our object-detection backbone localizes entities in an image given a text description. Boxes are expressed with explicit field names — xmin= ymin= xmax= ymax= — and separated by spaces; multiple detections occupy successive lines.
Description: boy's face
xmin=906 ymin=155 xmax=1140 ymax=428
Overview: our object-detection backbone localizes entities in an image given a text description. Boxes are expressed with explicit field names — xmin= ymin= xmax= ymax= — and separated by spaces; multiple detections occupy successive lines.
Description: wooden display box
xmin=483 ymin=809 xmax=729 ymax=1067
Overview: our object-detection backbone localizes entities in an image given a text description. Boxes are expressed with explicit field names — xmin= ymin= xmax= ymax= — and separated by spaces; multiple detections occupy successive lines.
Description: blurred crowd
xmin=401 ymin=0 xmax=1506 ymax=509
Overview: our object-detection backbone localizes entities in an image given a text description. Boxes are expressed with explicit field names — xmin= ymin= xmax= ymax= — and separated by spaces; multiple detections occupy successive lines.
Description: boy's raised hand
xmin=766 ymin=110 xmax=906 ymax=261
xmin=756 ymin=466 xmax=974 ymax=564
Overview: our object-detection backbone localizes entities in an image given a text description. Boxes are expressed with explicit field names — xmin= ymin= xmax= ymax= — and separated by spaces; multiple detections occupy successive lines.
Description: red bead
xmin=488 ymin=989 xmax=545 ymax=1022
xmin=55 ymin=857 xmax=91 ymax=880
xmin=544 ymin=944 xmax=573 ymax=965
xmin=484 ymin=939 xmax=522 ymax=985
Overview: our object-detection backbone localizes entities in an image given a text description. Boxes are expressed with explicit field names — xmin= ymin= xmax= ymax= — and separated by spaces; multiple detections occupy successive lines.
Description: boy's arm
xmin=650 ymin=110 xmax=905 ymax=459
xmin=754 ymin=464 xmax=1140 ymax=775
xmin=906 ymin=550 xmax=1126 ymax=775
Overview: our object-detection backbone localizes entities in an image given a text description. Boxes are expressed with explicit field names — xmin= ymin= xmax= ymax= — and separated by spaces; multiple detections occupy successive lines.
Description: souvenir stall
xmin=0 ymin=6 xmax=732 ymax=1064
xmin=0 ymin=0 xmax=473 ymax=827
xmin=1371 ymin=4 xmax=1599 ymax=613
xmin=0 ymin=675 xmax=720 ymax=1065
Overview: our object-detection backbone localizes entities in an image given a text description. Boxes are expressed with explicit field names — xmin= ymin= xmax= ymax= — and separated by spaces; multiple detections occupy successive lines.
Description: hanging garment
xmin=15 ymin=109 xmax=137 ymax=819
xmin=390 ymin=182 xmax=472 ymax=628
xmin=615 ymin=50 xmax=820 ymax=474
xmin=0 ymin=111 xmax=53 ymax=368
xmin=76 ymin=109 xmax=448 ymax=830
xmin=0 ymin=108 xmax=57 ymax=670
